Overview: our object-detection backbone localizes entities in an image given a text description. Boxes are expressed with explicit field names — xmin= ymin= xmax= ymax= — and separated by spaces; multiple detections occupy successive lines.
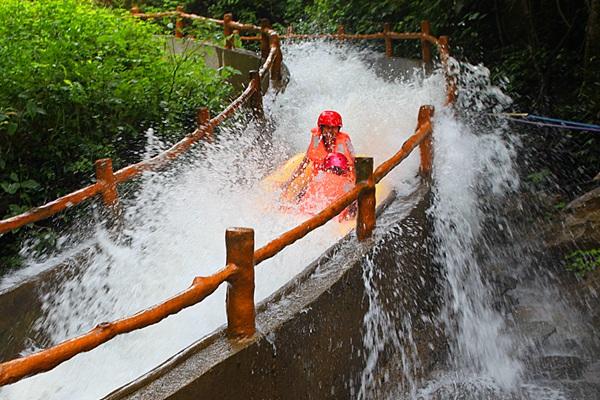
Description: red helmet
xmin=317 ymin=110 xmax=343 ymax=128
xmin=324 ymin=152 xmax=349 ymax=174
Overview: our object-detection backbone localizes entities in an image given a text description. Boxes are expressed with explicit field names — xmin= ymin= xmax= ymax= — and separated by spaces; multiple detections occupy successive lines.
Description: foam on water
xmin=1 ymin=41 xmax=445 ymax=399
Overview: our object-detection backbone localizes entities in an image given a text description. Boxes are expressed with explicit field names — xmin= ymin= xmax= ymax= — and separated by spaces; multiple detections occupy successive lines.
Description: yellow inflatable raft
xmin=263 ymin=153 xmax=391 ymax=233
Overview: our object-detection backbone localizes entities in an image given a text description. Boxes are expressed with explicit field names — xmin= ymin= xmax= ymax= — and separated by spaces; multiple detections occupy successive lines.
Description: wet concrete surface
xmin=105 ymin=186 xmax=447 ymax=400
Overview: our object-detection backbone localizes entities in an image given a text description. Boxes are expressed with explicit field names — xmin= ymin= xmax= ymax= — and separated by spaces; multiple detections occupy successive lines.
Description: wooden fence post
xmin=225 ymin=227 xmax=256 ymax=339
xmin=438 ymin=36 xmax=457 ymax=104
xmin=130 ymin=6 xmax=140 ymax=15
xmin=249 ymin=70 xmax=264 ymax=119
xmin=418 ymin=105 xmax=435 ymax=176
xmin=95 ymin=158 xmax=118 ymax=207
xmin=260 ymin=19 xmax=271 ymax=60
xmin=337 ymin=25 xmax=345 ymax=40
xmin=175 ymin=5 xmax=184 ymax=38
xmin=383 ymin=23 xmax=393 ymax=57
xmin=355 ymin=157 xmax=376 ymax=241
xmin=196 ymin=107 xmax=214 ymax=141
xmin=287 ymin=25 xmax=293 ymax=36
xmin=223 ymin=13 xmax=234 ymax=49
xmin=420 ymin=20 xmax=432 ymax=73
xmin=270 ymin=34 xmax=283 ymax=82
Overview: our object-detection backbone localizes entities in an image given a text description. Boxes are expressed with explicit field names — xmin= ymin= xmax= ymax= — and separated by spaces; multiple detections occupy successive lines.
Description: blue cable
xmin=497 ymin=113 xmax=600 ymax=133
xmin=525 ymin=114 xmax=600 ymax=130
xmin=503 ymin=117 xmax=600 ymax=133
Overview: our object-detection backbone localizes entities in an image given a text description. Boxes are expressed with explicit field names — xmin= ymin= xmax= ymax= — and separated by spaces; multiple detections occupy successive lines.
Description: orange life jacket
xmin=298 ymin=170 xmax=355 ymax=217
xmin=306 ymin=128 xmax=355 ymax=175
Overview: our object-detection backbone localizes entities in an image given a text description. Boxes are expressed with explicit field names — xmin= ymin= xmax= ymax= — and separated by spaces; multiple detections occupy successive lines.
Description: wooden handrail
xmin=0 ymin=12 xmax=283 ymax=236
xmin=0 ymin=183 xmax=102 ymax=234
xmin=0 ymin=9 xmax=445 ymax=388
xmin=254 ymin=182 xmax=369 ymax=265
xmin=0 ymin=105 xmax=435 ymax=387
xmin=0 ymin=263 xmax=238 ymax=386
xmin=374 ymin=106 xmax=435 ymax=183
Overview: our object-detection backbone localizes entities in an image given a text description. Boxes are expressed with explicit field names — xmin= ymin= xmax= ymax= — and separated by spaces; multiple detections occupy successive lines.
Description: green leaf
xmin=19 ymin=179 xmax=39 ymax=190
xmin=1 ymin=182 xmax=19 ymax=194
xmin=7 ymin=123 xmax=17 ymax=136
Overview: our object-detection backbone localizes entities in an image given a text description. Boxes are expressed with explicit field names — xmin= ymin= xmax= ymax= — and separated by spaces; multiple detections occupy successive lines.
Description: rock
xmin=544 ymin=380 xmax=600 ymax=400
xmin=545 ymin=185 xmax=600 ymax=250
xmin=565 ymin=186 xmax=600 ymax=215
xmin=583 ymin=361 xmax=600 ymax=384
xmin=512 ymin=306 xmax=539 ymax=323
xmin=517 ymin=321 xmax=557 ymax=345
xmin=525 ymin=355 xmax=586 ymax=380
xmin=492 ymin=274 xmax=518 ymax=296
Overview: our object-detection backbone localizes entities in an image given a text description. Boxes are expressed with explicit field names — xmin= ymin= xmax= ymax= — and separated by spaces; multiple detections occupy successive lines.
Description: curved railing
xmin=0 ymin=104 xmax=434 ymax=387
xmin=0 ymin=7 xmax=450 ymax=388
xmin=0 ymin=9 xmax=282 ymax=235
xmin=239 ymin=20 xmax=457 ymax=104
xmin=0 ymin=9 xmax=455 ymax=236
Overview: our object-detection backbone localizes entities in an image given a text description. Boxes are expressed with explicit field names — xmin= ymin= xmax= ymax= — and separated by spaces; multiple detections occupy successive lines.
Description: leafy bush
xmin=0 ymin=0 xmax=233 ymax=219
xmin=566 ymin=249 xmax=600 ymax=276
xmin=0 ymin=0 xmax=234 ymax=272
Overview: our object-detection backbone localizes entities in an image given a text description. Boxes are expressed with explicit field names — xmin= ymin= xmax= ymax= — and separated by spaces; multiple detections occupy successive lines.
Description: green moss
xmin=565 ymin=249 xmax=600 ymax=276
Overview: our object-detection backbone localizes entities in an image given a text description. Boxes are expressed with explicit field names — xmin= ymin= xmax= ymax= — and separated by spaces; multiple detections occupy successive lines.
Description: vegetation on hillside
xmin=131 ymin=0 xmax=599 ymax=189
xmin=0 ymin=0 xmax=234 ymax=271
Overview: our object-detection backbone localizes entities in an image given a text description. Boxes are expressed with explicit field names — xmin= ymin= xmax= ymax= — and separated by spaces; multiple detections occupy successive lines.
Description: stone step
xmin=583 ymin=361 xmax=600 ymax=384
xmin=536 ymin=380 xmax=600 ymax=400
xmin=525 ymin=355 xmax=587 ymax=380
xmin=516 ymin=321 xmax=557 ymax=346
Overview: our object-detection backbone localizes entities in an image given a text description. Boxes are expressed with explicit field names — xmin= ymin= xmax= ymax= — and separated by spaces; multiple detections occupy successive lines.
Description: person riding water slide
xmin=281 ymin=110 xmax=356 ymax=200
xmin=299 ymin=152 xmax=357 ymax=220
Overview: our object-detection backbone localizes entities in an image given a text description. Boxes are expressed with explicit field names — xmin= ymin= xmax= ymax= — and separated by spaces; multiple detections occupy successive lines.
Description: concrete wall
xmin=106 ymin=186 xmax=446 ymax=400
xmin=165 ymin=37 xmax=287 ymax=94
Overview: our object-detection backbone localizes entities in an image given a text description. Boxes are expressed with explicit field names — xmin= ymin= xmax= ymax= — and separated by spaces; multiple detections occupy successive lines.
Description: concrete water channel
xmin=2 ymin=37 xmax=598 ymax=400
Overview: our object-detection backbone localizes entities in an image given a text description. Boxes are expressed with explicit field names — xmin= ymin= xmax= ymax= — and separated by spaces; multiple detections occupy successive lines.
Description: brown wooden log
xmin=225 ymin=228 xmax=256 ymax=339
xmin=175 ymin=6 xmax=184 ymax=38
xmin=0 ymin=264 xmax=236 ymax=386
xmin=337 ymin=25 xmax=346 ymax=40
xmin=196 ymin=107 xmax=213 ymax=142
xmin=355 ymin=157 xmax=375 ymax=241
xmin=383 ymin=23 xmax=393 ymax=57
xmin=270 ymin=34 xmax=283 ymax=82
xmin=260 ymin=19 xmax=271 ymax=60
xmin=418 ymin=106 xmax=435 ymax=176
xmin=373 ymin=114 xmax=433 ymax=183
xmin=0 ymin=184 xmax=102 ymax=234
xmin=438 ymin=36 xmax=457 ymax=104
xmin=254 ymin=183 xmax=367 ymax=265
xmin=95 ymin=158 xmax=118 ymax=207
xmin=223 ymin=13 xmax=234 ymax=49
xmin=249 ymin=70 xmax=264 ymax=119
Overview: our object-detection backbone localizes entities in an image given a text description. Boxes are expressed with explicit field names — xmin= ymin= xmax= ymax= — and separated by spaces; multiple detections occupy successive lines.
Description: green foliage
xmin=0 ymin=0 xmax=233 ymax=273
xmin=527 ymin=169 xmax=552 ymax=185
xmin=565 ymin=249 xmax=600 ymax=276
xmin=0 ymin=0 xmax=232 ymax=221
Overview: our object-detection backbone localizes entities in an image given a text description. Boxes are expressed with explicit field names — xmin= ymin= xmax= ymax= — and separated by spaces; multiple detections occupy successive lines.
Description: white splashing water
xmin=353 ymin=59 xmax=532 ymax=399
xmin=1 ymin=41 xmax=446 ymax=399
xmin=419 ymin=61 xmax=523 ymax=395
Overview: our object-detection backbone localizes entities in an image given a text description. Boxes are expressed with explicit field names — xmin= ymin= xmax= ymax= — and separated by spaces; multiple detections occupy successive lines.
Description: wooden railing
xmin=0 ymin=7 xmax=449 ymax=388
xmin=0 ymin=104 xmax=434 ymax=387
xmin=0 ymin=9 xmax=455 ymax=236
xmin=238 ymin=21 xmax=457 ymax=104
xmin=0 ymin=10 xmax=282 ymax=236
